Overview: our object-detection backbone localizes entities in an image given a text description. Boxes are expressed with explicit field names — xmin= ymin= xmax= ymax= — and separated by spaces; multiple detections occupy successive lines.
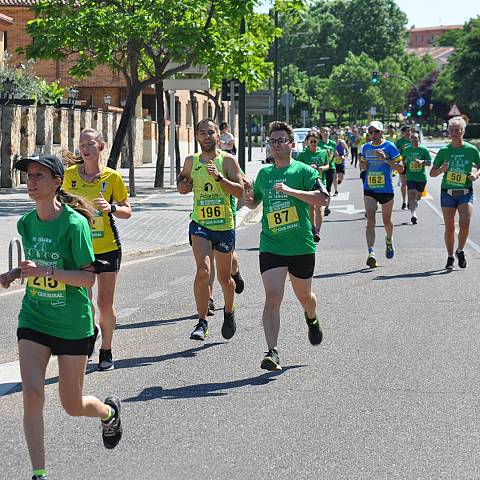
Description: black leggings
xmin=351 ymin=147 xmax=358 ymax=167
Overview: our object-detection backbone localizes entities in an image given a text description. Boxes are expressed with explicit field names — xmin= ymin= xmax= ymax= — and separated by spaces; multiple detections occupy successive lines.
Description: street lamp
xmin=67 ymin=87 xmax=79 ymax=108
xmin=103 ymin=93 xmax=112 ymax=111
xmin=0 ymin=78 xmax=17 ymax=105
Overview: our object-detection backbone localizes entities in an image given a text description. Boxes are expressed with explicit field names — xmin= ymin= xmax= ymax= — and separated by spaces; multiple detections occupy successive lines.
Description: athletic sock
xmin=368 ymin=247 xmax=374 ymax=254
xmin=33 ymin=469 xmax=47 ymax=477
xmin=101 ymin=405 xmax=114 ymax=422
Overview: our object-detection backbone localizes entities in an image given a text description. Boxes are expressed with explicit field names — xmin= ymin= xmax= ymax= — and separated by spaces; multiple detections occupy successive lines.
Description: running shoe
xmin=87 ymin=324 xmax=100 ymax=361
xmin=32 ymin=476 xmax=48 ymax=480
xmin=385 ymin=238 xmax=395 ymax=259
xmin=401 ymin=202 xmax=407 ymax=210
xmin=334 ymin=191 xmax=338 ymax=196
xmin=305 ymin=312 xmax=323 ymax=345
xmin=313 ymin=232 xmax=321 ymax=243
xmin=207 ymin=298 xmax=215 ymax=316
xmin=260 ymin=349 xmax=281 ymax=371
xmin=98 ymin=349 xmax=114 ymax=371
xmin=411 ymin=216 xmax=418 ymax=225
xmin=231 ymin=269 xmax=245 ymax=294
xmin=221 ymin=308 xmax=236 ymax=339
xmin=190 ymin=319 xmax=208 ymax=341
xmin=445 ymin=256 xmax=455 ymax=270
xmin=102 ymin=396 xmax=123 ymax=449
xmin=455 ymin=249 xmax=467 ymax=268
xmin=324 ymin=207 xmax=331 ymax=216
xmin=366 ymin=253 xmax=377 ymax=268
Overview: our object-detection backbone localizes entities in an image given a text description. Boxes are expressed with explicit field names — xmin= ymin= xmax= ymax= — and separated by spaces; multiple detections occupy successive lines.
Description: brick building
xmin=408 ymin=25 xmax=463 ymax=48
xmin=0 ymin=0 xmax=233 ymax=156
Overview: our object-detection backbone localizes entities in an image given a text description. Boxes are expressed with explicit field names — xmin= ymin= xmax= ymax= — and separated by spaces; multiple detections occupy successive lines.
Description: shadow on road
xmin=123 ymin=365 xmax=304 ymax=401
xmin=0 ymin=199 xmax=33 ymax=217
xmin=314 ymin=268 xmax=371 ymax=279
xmin=373 ymin=269 xmax=450 ymax=280
xmin=116 ymin=314 xmax=197 ymax=330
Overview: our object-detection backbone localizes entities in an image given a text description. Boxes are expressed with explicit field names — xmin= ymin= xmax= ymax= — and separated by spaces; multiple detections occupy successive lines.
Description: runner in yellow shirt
xmin=63 ymin=129 xmax=132 ymax=371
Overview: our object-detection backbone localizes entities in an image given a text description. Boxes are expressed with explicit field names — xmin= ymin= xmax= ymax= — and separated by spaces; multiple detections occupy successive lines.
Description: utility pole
xmin=273 ymin=10 xmax=279 ymax=120
xmin=238 ymin=17 xmax=246 ymax=172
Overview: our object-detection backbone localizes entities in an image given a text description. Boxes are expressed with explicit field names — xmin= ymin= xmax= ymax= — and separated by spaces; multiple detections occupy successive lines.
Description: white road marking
xmin=144 ymin=291 xmax=168 ymax=301
xmin=330 ymin=191 xmax=350 ymax=201
xmin=117 ymin=307 xmax=139 ymax=320
xmin=329 ymin=204 xmax=364 ymax=215
xmin=0 ymin=361 xmax=21 ymax=397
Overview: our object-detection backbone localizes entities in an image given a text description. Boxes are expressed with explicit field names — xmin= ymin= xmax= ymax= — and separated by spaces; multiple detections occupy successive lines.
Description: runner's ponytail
xmin=56 ymin=188 xmax=95 ymax=227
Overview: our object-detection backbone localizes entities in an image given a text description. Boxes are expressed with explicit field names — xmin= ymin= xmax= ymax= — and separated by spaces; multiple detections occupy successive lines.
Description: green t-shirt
xmin=318 ymin=139 xmax=337 ymax=170
xmin=253 ymin=160 xmax=319 ymax=256
xmin=296 ymin=148 xmax=328 ymax=186
xmin=432 ymin=142 xmax=480 ymax=189
xmin=17 ymin=205 xmax=95 ymax=340
xmin=403 ymin=145 xmax=432 ymax=182
xmin=395 ymin=137 xmax=412 ymax=154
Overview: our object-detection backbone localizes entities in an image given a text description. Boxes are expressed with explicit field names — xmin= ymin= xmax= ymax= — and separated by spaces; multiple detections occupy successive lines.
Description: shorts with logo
xmin=189 ymin=220 xmax=235 ymax=253
xmin=406 ymin=180 xmax=426 ymax=193
xmin=440 ymin=188 xmax=474 ymax=208
xmin=17 ymin=327 xmax=94 ymax=356
xmin=259 ymin=252 xmax=315 ymax=279
xmin=95 ymin=249 xmax=122 ymax=273
xmin=364 ymin=190 xmax=394 ymax=204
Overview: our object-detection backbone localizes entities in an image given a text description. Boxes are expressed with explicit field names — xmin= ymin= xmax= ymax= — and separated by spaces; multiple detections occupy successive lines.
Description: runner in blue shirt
xmin=359 ymin=121 xmax=403 ymax=268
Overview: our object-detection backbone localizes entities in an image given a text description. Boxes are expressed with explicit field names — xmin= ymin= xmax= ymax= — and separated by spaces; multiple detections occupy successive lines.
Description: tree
xmin=21 ymin=0 xmax=295 ymax=188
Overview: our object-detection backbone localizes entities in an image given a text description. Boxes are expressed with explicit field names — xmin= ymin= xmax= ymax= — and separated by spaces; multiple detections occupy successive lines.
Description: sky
xmin=257 ymin=0 xmax=480 ymax=28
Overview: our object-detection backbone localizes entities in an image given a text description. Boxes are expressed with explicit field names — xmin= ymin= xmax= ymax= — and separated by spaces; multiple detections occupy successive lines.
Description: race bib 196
xmin=409 ymin=161 xmax=422 ymax=171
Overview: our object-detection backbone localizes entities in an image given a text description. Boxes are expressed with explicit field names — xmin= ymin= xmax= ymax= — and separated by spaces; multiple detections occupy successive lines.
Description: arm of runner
xmin=0 ymin=267 xmax=21 ymax=288
xmin=272 ymin=180 xmax=328 ymax=207
xmin=208 ymin=155 xmax=244 ymax=199
xmin=93 ymin=192 xmax=132 ymax=219
xmin=177 ymin=156 xmax=194 ymax=194
xmin=19 ymin=260 xmax=95 ymax=288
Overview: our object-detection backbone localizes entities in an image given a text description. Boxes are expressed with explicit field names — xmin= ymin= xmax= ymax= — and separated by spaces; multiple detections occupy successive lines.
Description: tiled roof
xmin=409 ymin=25 xmax=463 ymax=32
xmin=0 ymin=13 xmax=14 ymax=23
xmin=0 ymin=0 xmax=38 ymax=5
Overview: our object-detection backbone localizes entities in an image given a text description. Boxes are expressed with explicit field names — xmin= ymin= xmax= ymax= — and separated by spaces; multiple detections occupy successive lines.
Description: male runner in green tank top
xmin=178 ymin=119 xmax=244 ymax=341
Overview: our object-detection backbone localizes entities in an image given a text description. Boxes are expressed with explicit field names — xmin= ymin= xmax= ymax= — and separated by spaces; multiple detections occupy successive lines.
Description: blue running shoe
xmin=385 ymin=238 xmax=394 ymax=259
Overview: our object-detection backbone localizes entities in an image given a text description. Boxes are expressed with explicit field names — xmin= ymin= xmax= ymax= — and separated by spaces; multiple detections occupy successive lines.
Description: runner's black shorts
xmin=259 ymin=252 xmax=315 ymax=279
xmin=364 ymin=191 xmax=394 ymax=204
xmin=325 ymin=170 xmax=335 ymax=192
xmin=17 ymin=327 xmax=94 ymax=356
xmin=335 ymin=163 xmax=345 ymax=174
xmin=95 ymin=249 xmax=122 ymax=273
xmin=406 ymin=180 xmax=426 ymax=193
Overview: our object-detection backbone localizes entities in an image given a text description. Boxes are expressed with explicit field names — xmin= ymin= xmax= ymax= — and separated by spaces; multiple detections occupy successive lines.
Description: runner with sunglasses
xmin=359 ymin=121 xmax=403 ymax=268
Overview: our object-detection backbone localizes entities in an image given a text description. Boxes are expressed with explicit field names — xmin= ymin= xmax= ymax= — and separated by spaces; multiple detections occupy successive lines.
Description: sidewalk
xmin=0 ymin=148 xmax=267 ymax=270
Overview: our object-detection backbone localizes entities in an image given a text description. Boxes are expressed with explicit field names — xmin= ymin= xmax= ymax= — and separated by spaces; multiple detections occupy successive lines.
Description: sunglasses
xmin=368 ymin=129 xmax=381 ymax=134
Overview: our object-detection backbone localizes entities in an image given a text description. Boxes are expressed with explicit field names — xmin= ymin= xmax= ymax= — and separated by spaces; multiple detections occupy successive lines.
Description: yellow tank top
xmin=190 ymin=151 xmax=234 ymax=231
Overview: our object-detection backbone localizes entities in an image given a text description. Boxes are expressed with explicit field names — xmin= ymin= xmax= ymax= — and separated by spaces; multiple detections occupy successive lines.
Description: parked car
xmin=292 ymin=128 xmax=310 ymax=158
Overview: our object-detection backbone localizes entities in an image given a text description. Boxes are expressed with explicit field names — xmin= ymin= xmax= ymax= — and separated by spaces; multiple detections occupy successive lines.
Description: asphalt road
xmin=2 ymin=152 xmax=480 ymax=479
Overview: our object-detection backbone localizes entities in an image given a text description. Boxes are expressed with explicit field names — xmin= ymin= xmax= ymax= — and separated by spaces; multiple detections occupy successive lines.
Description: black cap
xmin=15 ymin=154 xmax=64 ymax=179
xmin=400 ymin=125 xmax=411 ymax=131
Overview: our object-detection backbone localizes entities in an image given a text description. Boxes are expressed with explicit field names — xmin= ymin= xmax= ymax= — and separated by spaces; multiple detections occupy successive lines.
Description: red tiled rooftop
xmin=409 ymin=25 xmax=463 ymax=32
xmin=0 ymin=0 xmax=38 ymax=5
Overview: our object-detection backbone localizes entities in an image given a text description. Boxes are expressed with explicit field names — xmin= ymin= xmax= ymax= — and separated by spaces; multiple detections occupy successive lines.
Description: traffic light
xmin=221 ymin=79 xmax=240 ymax=102
xmin=416 ymin=110 xmax=423 ymax=117
xmin=371 ymin=71 xmax=379 ymax=85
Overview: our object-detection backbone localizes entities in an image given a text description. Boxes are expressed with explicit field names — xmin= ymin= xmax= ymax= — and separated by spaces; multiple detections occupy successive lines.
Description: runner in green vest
xmin=402 ymin=132 xmax=432 ymax=224
xmin=177 ymin=119 xmax=244 ymax=341
xmin=244 ymin=121 xmax=328 ymax=371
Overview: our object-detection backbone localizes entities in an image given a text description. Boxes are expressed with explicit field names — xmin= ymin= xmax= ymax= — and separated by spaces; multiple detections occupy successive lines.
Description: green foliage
xmin=0 ymin=60 xmax=64 ymax=104
xmin=433 ymin=28 xmax=465 ymax=48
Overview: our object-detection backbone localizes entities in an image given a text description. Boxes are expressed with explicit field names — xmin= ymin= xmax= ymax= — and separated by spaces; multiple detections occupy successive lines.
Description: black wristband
xmin=110 ymin=204 xmax=117 ymax=213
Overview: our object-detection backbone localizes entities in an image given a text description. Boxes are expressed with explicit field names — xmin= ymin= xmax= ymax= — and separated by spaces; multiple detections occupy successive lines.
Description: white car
xmin=292 ymin=128 xmax=311 ymax=158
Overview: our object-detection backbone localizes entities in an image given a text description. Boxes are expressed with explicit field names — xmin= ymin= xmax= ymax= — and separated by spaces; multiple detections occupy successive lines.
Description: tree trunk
xmin=154 ymin=81 xmax=166 ymax=188
xmin=175 ymin=126 xmax=181 ymax=176
xmin=127 ymin=116 xmax=136 ymax=197
xmin=107 ymin=85 xmax=140 ymax=170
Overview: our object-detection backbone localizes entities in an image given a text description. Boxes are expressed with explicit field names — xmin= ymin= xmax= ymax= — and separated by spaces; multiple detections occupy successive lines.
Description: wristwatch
xmin=110 ymin=204 xmax=117 ymax=213
xmin=215 ymin=173 xmax=224 ymax=182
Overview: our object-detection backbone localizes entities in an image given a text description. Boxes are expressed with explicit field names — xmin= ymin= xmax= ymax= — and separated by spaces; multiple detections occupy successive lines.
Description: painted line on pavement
xmin=117 ymin=307 xmax=139 ymax=320
xmin=425 ymin=199 xmax=480 ymax=255
xmin=0 ymin=361 xmax=21 ymax=397
xmin=144 ymin=291 xmax=168 ymax=301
